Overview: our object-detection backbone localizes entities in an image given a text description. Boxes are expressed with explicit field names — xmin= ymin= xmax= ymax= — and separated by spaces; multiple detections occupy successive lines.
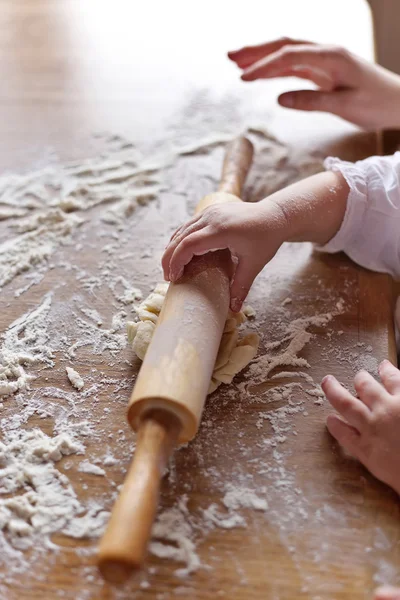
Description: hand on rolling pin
xmin=163 ymin=169 xmax=349 ymax=313
xmin=228 ymin=38 xmax=400 ymax=129
xmin=162 ymin=202 xmax=286 ymax=313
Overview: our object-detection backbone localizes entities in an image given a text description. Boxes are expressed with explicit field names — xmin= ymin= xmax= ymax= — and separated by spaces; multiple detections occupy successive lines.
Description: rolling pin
xmin=98 ymin=136 xmax=254 ymax=583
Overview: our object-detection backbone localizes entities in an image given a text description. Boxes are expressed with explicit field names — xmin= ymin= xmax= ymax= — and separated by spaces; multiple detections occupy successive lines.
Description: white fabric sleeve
xmin=316 ymin=152 xmax=400 ymax=279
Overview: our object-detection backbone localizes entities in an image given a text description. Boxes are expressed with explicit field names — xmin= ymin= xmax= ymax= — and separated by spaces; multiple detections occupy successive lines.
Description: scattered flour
xmin=0 ymin=428 xmax=91 ymax=549
xmin=150 ymin=496 xmax=201 ymax=578
xmin=66 ymin=366 xmax=85 ymax=391
xmin=78 ymin=460 xmax=105 ymax=477
xmin=0 ymin=293 xmax=54 ymax=398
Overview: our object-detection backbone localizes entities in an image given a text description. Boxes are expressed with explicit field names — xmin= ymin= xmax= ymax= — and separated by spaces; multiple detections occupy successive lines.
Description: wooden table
xmin=0 ymin=2 xmax=399 ymax=599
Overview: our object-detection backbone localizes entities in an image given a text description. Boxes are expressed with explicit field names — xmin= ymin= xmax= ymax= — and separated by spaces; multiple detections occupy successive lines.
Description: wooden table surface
xmin=0 ymin=2 xmax=399 ymax=599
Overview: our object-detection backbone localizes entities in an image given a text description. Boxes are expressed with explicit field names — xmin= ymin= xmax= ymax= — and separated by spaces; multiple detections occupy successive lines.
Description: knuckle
xmin=179 ymin=237 xmax=193 ymax=252
xmin=208 ymin=218 xmax=223 ymax=233
xmin=354 ymin=371 xmax=369 ymax=390
xmin=326 ymin=45 xmax=350 ymax=60
xmin=203 ymin=205 xmax=221 ymax=220
xmin=277 ymin=45 xmax=293 ymax=59
xmin=339 ymin=396 xmax=354 ymax=412
xmin=365 ymin=418 xmax=380 ymax=440
xmin=278 ymin=36 xmax=293 ymax=46
xmin=387 ymin=371 xmax=400 ymax=384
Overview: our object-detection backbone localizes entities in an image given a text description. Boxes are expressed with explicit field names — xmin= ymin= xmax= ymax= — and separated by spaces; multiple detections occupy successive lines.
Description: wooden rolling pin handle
xmin=218 ymin=136 xmax=254 ymax=197
xmin=98 ymin=410 xmax=181 ymax=584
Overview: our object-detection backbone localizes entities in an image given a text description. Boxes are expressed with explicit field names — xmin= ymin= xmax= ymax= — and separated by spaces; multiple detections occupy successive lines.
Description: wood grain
xmin=0 ymin=2 xmax=398 ymax=600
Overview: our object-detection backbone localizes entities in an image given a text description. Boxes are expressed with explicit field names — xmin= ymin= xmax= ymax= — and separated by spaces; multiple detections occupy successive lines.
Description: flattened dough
xmin=127 ymin=283 xmax=259 ymax=393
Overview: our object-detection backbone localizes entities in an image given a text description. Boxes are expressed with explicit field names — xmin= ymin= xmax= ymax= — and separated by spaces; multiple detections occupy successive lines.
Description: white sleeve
xmin=316 ymin=152 xmax=400 ymax=279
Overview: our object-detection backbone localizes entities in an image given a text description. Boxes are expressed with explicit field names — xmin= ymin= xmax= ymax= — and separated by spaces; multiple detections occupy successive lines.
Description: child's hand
xmin=228 ymin=38 xmax=400 ymax=129
xmin=162 ymin=201 xmax=286 ymax=312
xmin=322 ymin=360 xmax=400 ymax=496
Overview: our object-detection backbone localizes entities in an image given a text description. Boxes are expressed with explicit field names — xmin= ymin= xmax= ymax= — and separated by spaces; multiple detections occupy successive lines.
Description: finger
xmin=278 ymin=89 xmax=351 ymax=116
xmin=322 ymin=375 xmax=370 ymax=429
xmin=378 ymin=359 xmax=400 ymax=395
xmin=241 ymin=45 xmax=354 ymax=85
xmin=267 ymin=66 xmax=334 ymax=90
xmin=228 ymin=37 xmax=313 ymax=69
xmin=162 ymin=221 xmax=206 ymax=279
xmin=168 ymin=228 xmax=219 ymax=282
xmin=230 ymin=261 xmax=260 ymax=312
xmin=169 ymin=213 xmax=202 ymax=243
xmin=326 ymin=414 xmax=363 ymax=460
xmin=374 ymin=586 xmax=400 ymax=600
xmin=169 ymin=219 xmax=205 ymax=249
xmin=354 ymin=369 xmax=388 ymax=409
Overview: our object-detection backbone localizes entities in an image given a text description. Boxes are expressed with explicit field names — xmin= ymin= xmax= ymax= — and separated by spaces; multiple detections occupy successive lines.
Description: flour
xmin=79 ymin=307 xmax=103 ymax=326
xmin=249 ymin=309 xmax=341 ymax=384
xmin=150 ymin=496 xmax=201 ymax=578
xmin=78 ymin=460 xmax=105 ymax=476
xmin=0 ymin=212 xmax=82 ymax=289
xmin=222 ymin=484 xmax=268 ymax=512
xmin=67 ymin=317 xmax=127 ymax=358
xmin=0 ymin=293 xmax=53 ymax=398
xmin=66 ymin=366 xmax=85 ymax=391
xmin=0 ymin=428 xmax=86 ymax=549
xmin=0 ymin=144 xmax=162 ymax=291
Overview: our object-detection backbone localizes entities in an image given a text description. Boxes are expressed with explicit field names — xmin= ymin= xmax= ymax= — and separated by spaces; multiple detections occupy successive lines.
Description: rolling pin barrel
xmin=98 ymin=136 xmax=254 ymax=582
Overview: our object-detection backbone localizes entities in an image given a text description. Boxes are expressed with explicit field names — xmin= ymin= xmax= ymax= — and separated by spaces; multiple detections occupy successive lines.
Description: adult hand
xmin=228 ymin=38 xmax=400 ymax=129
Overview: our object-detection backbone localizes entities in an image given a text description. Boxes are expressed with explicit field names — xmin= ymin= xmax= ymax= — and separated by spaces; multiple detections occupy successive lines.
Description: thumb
xmin=278 ymin=89 xmax=347 ymax=116
xmin=229 ymin=261 xmax=260 ymax=313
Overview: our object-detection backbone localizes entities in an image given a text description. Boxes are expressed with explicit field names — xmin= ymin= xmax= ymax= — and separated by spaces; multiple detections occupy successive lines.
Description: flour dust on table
xmin=0 ymin=113 xmax=396 ymax=599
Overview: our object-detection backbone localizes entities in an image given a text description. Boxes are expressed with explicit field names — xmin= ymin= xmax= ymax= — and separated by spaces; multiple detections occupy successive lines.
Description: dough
xmin=127 ymin=284 xmax=259 ymax=393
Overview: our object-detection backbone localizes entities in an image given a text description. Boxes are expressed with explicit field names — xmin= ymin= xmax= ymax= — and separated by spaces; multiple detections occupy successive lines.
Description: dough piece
xmin=135 ymin=283 xmax=168 ymax=323
xmin=128 ymin=284 xmax=259 ymax=393
xmin=66 ymin=366 xmax=84 ymax=391
xmin=243 ymin=305 xmax=256 ymax=319
xmin=127 ymin=320 xmax=156 ymax=361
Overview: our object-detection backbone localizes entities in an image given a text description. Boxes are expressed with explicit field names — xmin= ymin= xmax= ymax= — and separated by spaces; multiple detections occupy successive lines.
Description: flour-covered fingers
xmin=326 ymin=414 xmax=363 ymax=460
xmin=241 ymin=45 xmax=357 ymax=85
xmin=228 ymin=37 xmax=313 ymax=69
xmin=322 ymin=375 xmax=370 ymax=430
xmin=378 ymin=360 xmax=400 ymax=395
xmin=354 ymin=369 xmax=389 ymax=409
xmin=168 ymin=227 xmax=221 ymax=282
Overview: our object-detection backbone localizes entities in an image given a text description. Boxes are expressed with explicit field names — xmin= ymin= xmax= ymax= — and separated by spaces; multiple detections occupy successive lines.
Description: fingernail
xmin=280 ymin=94 xmax=294 ymax=108
xmin=321 ymin=375 xmax=334 ymax=386
xmin=379 ymin=359 xmax=391 ymax=369
xmin=170 ymin=268 xmax=183 ymax=282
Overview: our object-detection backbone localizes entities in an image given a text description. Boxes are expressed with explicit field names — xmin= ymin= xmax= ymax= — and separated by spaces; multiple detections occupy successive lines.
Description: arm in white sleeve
xmin=317 ymin=152 xmax=400 ymax=279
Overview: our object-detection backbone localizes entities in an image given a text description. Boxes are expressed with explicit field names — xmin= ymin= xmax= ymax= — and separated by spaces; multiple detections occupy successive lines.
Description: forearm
xmin=260 ymin=171 xmax=349 ymax=246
